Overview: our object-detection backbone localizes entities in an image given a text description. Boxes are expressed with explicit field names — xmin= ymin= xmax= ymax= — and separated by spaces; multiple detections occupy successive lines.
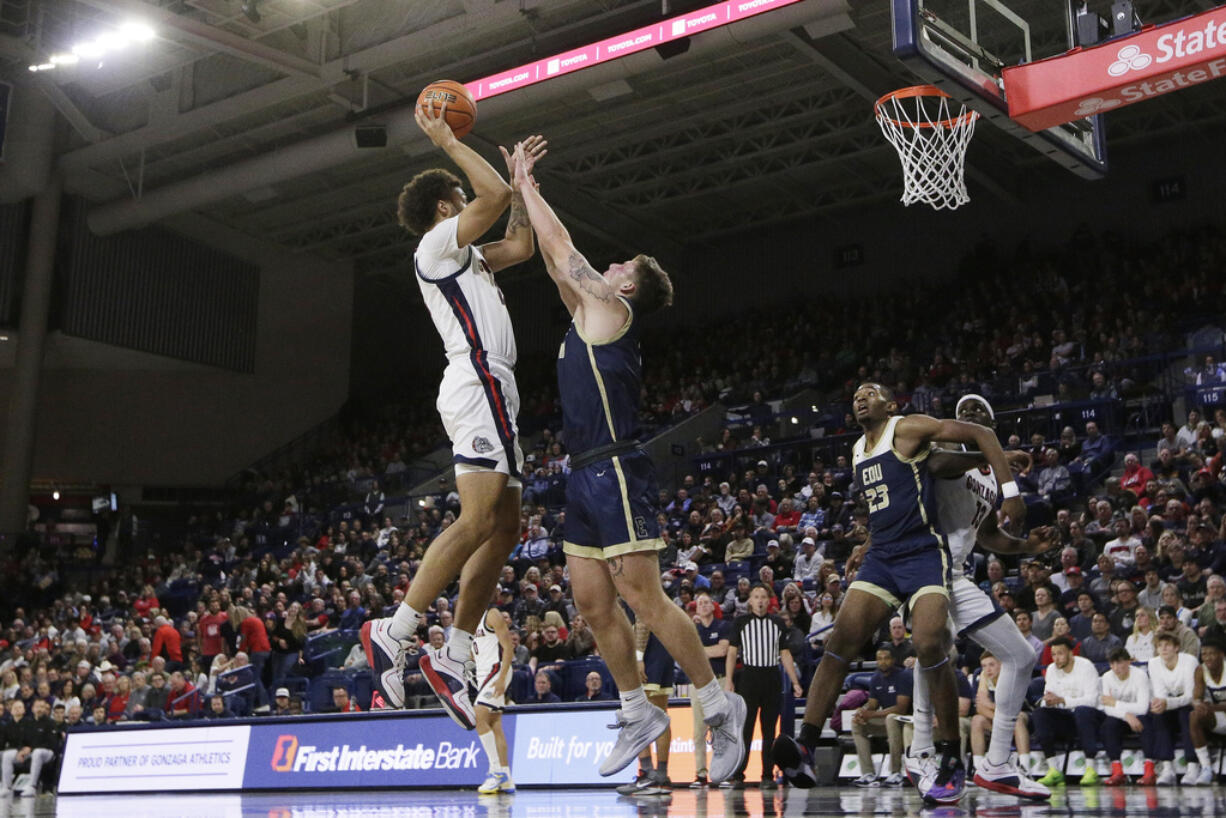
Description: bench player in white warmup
xmin=361 ymin=101 xmax=546 ymax=729
xmin=904 ymin=394 xmax=1056 ymax=799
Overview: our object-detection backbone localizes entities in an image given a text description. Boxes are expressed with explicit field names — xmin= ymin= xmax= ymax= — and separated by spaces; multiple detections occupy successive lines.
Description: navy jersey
xmin=696 ymin=617 xmax=731 ymax=677
xmin=852 ymin=415 xmax=947 ymax=557
xmin=869 ymin=666 xmax=913 ymax=709
xmin=557 ymin=297 xmax=643 ymax=454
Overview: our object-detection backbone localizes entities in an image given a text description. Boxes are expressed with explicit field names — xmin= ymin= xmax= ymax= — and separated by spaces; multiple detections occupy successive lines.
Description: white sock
xmin=1019 ymin=752 xmax=1032 ymax=770
xmin=478 ymin=729 xmax=501 ymax=771
xmin=1197 ymin=746 xmax=1212 ymax=768
xmin=696 ymin=678 xmax=728 ymax=721
xmin=620 ymin=686 xmax=649 ymax=721
xmin=389 ymin=603 xmax=421 ymax=641
xmin=973 ymin=754 xmax=986 ymax=770
xmin=448 ymin=628 xmax=473 ymax=661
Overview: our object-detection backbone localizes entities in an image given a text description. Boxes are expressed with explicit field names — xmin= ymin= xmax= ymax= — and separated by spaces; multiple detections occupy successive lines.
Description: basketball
xmin=416 ymin=80 xmax=477 ymax=139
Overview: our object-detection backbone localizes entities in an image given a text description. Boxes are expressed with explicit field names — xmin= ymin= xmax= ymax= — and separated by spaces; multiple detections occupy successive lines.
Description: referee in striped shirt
xmin=725 ymin=583 xmax=804 ymax=788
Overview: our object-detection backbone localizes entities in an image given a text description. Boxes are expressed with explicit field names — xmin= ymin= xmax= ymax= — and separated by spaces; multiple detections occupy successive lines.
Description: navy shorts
xmin=642 ymin=634 xmax=675 ymax=693
xmin=849 ymin=546 xmax=952 ymax=612
xmin=563 ymin=450 xmax=663 ymax=560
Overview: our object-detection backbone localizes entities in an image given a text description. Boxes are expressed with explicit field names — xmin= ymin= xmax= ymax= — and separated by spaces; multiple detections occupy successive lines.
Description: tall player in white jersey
xmin=906 ymin=394 xmax=1057 ymax=799
xmin=360 ymin=101 xmax=547 ymax=730
xmin=472 ymin=606 xmax=515 ymax=794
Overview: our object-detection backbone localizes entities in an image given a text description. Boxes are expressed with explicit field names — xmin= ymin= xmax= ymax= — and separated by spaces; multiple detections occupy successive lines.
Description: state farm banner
xmin=1004 ymin=8 xmax=1226 ymax=130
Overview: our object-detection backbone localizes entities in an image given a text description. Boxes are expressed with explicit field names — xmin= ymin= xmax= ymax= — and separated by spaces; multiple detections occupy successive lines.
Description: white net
xmin=874 ymin=87 xmax=979 ymax=211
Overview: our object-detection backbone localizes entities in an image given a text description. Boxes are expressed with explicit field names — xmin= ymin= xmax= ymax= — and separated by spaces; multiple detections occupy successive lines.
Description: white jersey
xmin=935 ymin=461 xmax=998 ymax=573
xmin=472 ymin=609 xmax=504 ymax=691
xmin=1203 ymin=664 xmax=1226 ymax=705
xmin=415 ymin=215 xmax=517 ymax=366
xmin=1147 ymin=652 xmax=1198 ymax=709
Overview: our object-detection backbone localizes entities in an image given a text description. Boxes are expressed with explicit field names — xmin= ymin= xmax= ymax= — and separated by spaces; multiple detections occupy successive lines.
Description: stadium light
xmin=30 ymin=20 xmax=155 ymax=72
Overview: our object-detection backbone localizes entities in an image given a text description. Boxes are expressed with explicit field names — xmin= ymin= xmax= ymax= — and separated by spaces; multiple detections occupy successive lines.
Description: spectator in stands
xmin=849 ymin=646 xmax=912 ymax=788
xmin=792 ymin=538 xmax=821 ymax=584
xmin=1121 ymin=453 xmax=1154 ymax=503
xmin=1036 ymin=448 xmax=1072 ymax=507
xmin=1141 ymin=632 xmax=1199 ymax=785
xmin=166 ymin=671 xmax=199 ymax=719
xmin=1103 ymin=520 xmax=1140 ymax=573
xmin=231 ymin=605 xmax=271 ymax=712
xmin=1200 ymin=599 xmax=1226 ymax=643
xmin=878 ymin=617 xmax=915 ymax=669
xmin=1081 ymin=613 xmax=1123 ymax=665
xmin=1108 ymin=580 xmax=1141 ymax=638
xmin=273 ymin=688 xmax=294 ymax=716
xmin=808 ymin=594 xmax=836 ymax=645
xmin=969 ymin=650 xmax=1035 ymax=773
xmin=1177 ymin=559 xmax=1210 ymax=611
xmin=1157 ymin=604 xmax=1200 ymax=656
xmin=328 ymin=686 xmax=361 ymax=713
xmin=1031 ymin=636 xmax=1101 ymax=786
xmin=1067 ymin=593 xmax=1098 ymax=640
xmin=151 ymin=615 xmax=182 ymax=669
xmin=530 ymin=672 xmax=560 ymax=704
xmin=1139 ymin=567 xmax=1169 ymax=610
xmin=271 ymin=602 xmax=307 ymax=685
xmin=198 ymin=599 xmax=228 ymax=669
xmin=204 ymin=695 xmax=235 ymax=720
xmin=1161 ymin=584 xmax=1194 ymax=628
xmin=1029 ymin=587 xmax=1060 ymax=641
xmin=565 ymin=614 xmax=596 ymax=658
xmin=724 ymin=523 xmax=754 ymax=567
xmin=1039 ymin=618 xmax=1079 ymax=668
xmin=575 ymin=672 xmax=613 ymax=702
xmin=0 ymin=699 xmax=56 ymax=797
xmin=529 ymin=624 xmax=571 ymax=673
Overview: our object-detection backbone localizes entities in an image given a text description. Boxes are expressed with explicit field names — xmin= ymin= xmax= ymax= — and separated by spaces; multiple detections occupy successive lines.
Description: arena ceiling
xmin=3 ymin=0 xmax=1224 ymax=284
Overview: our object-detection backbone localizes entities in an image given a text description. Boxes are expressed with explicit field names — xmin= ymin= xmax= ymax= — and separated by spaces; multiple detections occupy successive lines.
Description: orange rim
xmin=874 ymin=85 xmax=978 ymax=130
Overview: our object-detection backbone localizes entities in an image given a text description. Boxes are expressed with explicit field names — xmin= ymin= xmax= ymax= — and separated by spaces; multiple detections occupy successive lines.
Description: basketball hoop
xmin=874 ymin=85 xmax=979 ymax=211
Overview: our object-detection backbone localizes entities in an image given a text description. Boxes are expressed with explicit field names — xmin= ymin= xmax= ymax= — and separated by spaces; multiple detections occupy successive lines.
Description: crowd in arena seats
xmin=3 ymin=224 xmax=1226 ymax=793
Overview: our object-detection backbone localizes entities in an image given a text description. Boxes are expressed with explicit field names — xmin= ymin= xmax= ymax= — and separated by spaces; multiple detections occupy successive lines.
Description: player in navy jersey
xmin=775 ymin=383 xmax=1024 ymax=805
xmin=510 ymin=143 xmax=746 ymax=784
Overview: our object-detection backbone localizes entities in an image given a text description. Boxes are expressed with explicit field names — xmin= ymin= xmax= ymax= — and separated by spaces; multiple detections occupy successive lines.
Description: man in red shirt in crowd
xmin=236 ymin=607 xmax=272 ymax=712
xmin=152 ymin=616 xmax=183 ymax=669
xmin=198 ymin=599 xmax=228 ymax=667
xmin=168 ymin=672 xmax=201 ymax=719
xmin=1120 ymin=452 xmax=1154 ymax=501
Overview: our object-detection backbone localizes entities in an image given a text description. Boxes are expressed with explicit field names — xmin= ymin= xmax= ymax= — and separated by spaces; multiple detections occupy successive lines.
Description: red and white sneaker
xmin=360 ymin=619 xmax=406 ymax=708
xmin=973 ymin=759 xmax=1051 ymax=800
xmin=420 ymin=644 xmax=476 ymax=730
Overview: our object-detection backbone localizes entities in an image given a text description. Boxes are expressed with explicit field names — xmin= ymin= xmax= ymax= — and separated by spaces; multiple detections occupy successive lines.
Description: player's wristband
xmin=1000 ymin=481 xmax=1020 ymax=499
xmin=635 ymin=650 xmax=644 ymax=662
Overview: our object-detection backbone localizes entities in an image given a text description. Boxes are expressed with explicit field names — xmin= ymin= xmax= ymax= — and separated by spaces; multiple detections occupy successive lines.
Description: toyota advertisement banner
xmin=1004 ymin=7 xmax=1226 ymax=130
xmin=59 ymin=706 xmax=645 ymax=793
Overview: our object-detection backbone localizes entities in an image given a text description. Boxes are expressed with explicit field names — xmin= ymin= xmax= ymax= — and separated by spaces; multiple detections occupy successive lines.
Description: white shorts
xmin=438 ymin=356 xmax=523 ymax=485
xmin=948 ymin=575 xmax=1006 ymax=637
xmin=1214 ymin=711 xmax=1226 ymax=735
xmin=475 ymin=674 xmax=506 ymax=711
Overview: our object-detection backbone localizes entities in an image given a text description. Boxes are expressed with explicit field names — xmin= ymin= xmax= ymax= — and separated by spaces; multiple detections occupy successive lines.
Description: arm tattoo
xmin=568 ymin=251 xmax=612 ymax=302
xmin=506 ymin=191 xmax=530 ymax=234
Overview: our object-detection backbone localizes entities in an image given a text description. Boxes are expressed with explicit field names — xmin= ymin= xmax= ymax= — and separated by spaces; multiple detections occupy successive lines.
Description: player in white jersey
xmin=360 ymin=101 xmax=547 ymax=728
xmin=905 ymin=394 xmax=1057 ymax=799
xmin=472 ymin=607 xmax=515 ymax=793
xmin=1186 ymin=635 xmax=1226 ymax=785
